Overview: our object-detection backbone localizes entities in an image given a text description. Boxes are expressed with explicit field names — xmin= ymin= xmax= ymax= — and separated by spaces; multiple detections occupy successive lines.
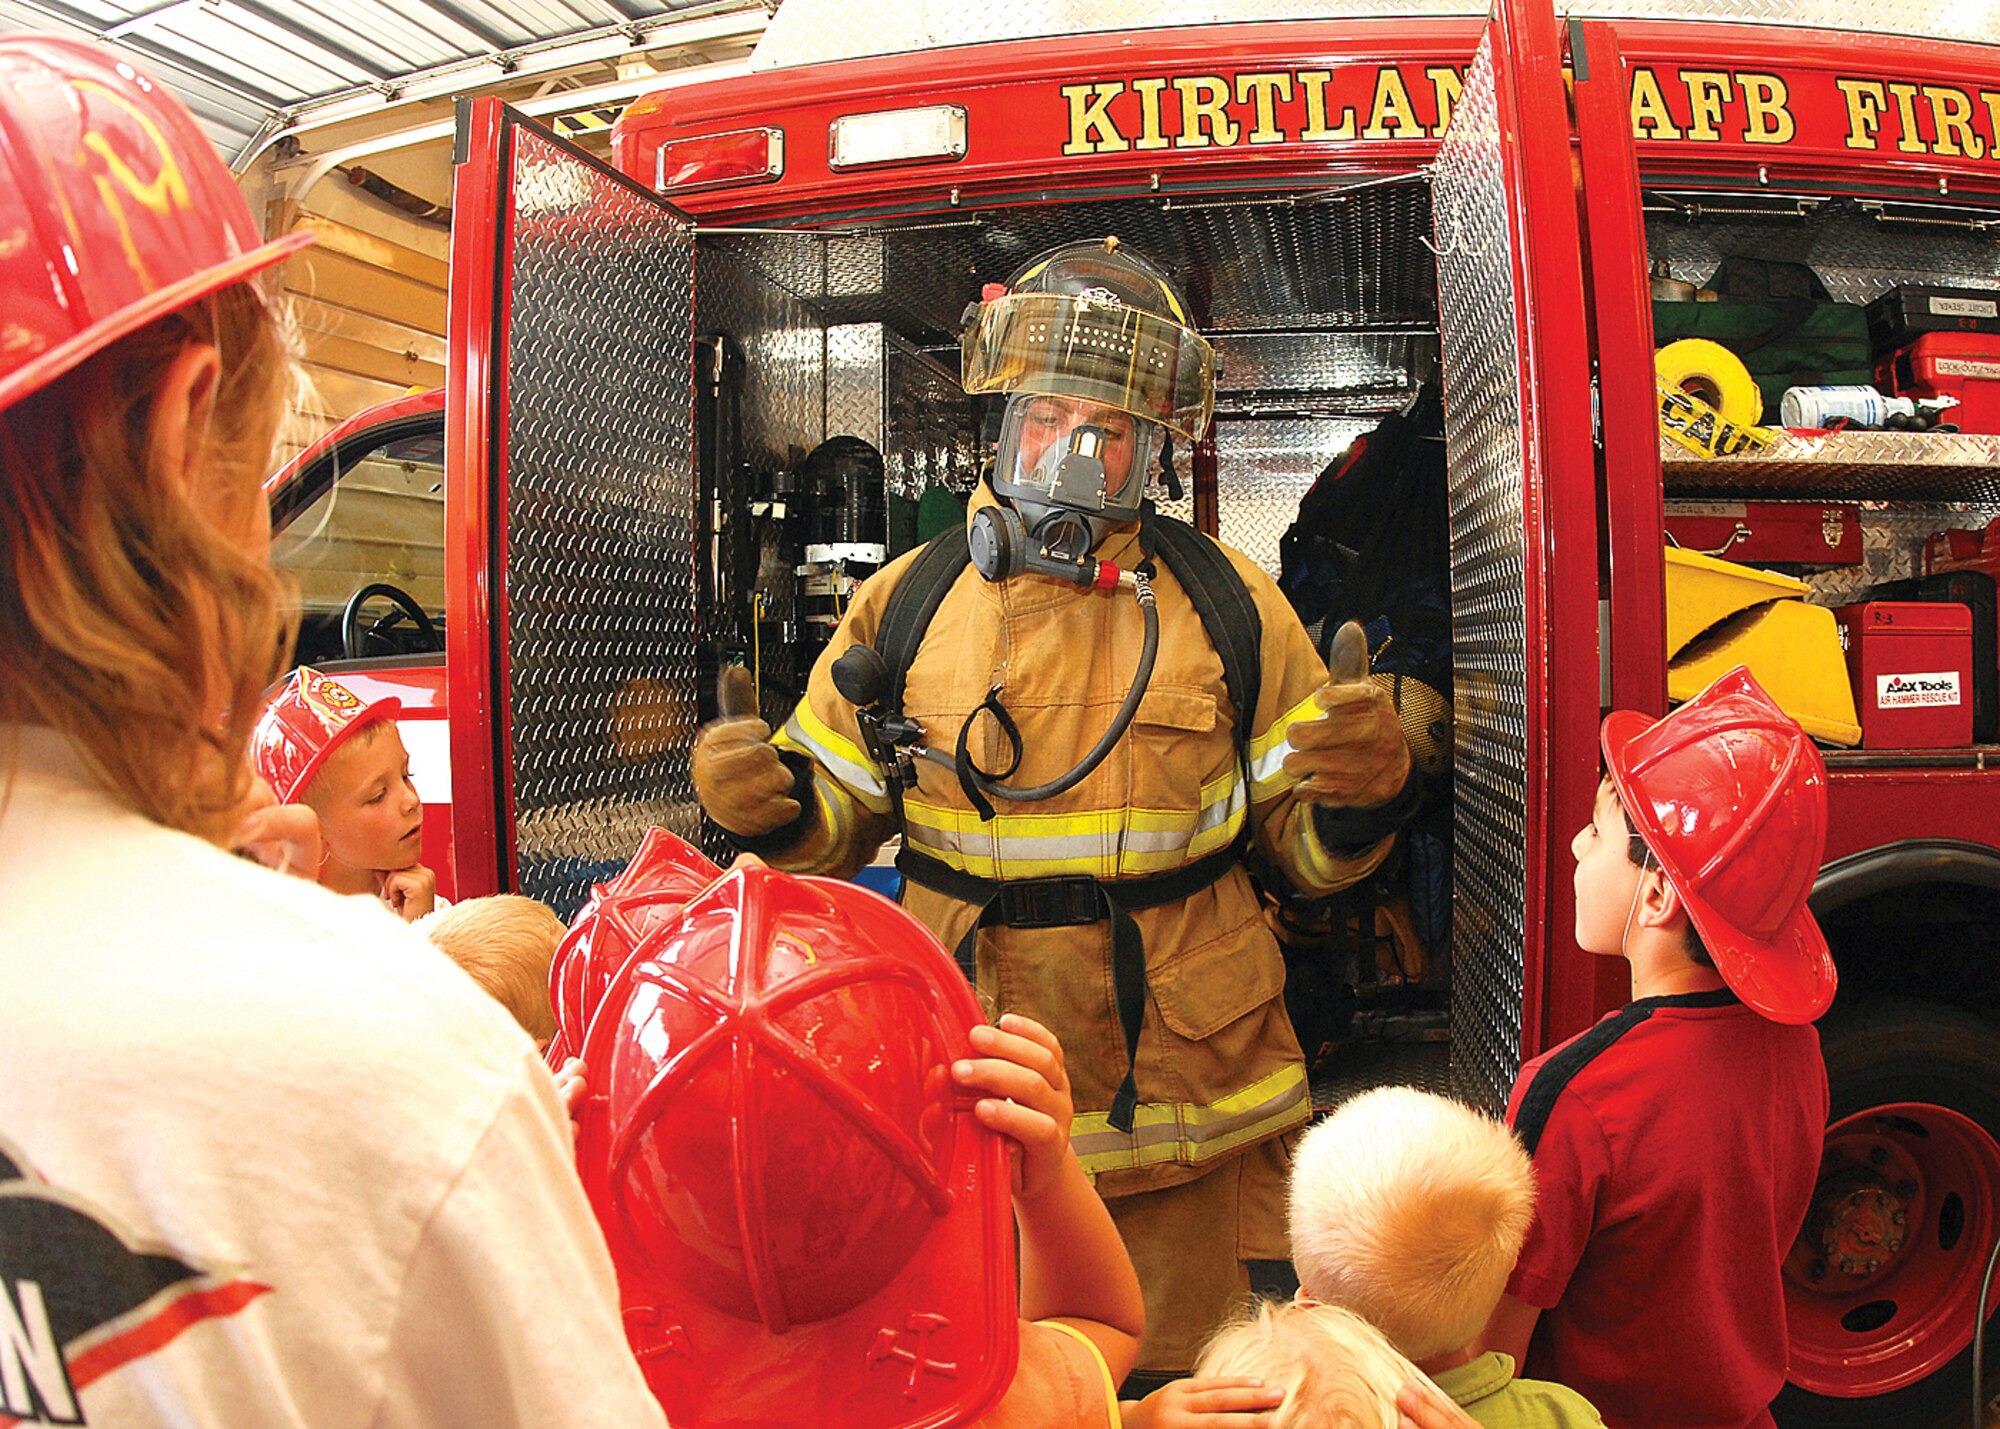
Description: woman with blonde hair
xmin=0 ymin=36 xmax=662 ymax=1426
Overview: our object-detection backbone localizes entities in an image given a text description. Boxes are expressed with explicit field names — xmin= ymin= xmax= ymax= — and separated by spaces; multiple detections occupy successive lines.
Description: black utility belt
xmin=894 ymin=843 xmax=1240 ymax=925
xmin=895 ymin=841 xmax=1244 ymax=1135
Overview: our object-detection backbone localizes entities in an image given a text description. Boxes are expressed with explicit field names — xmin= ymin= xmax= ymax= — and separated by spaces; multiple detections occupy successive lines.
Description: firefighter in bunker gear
xmin=693 ymin=238 xmax=1419 ymax=1372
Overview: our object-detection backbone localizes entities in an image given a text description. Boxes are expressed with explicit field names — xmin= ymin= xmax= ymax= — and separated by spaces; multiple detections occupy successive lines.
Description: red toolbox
xmin=1664 ymin=501 xmax=1862 ymax=566
xmin=1926 ymin=517 xmax=2000 ymax=579
xmin=1834 ymin=602 xmax=1974 ymax=748
xmin=1877 ymin=332 xmax=2000 ymax=434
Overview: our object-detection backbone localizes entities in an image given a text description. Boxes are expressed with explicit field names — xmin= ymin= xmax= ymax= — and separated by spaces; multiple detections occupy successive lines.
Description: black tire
xmin=1772 ymin=997 xmax=2000 ymax=1429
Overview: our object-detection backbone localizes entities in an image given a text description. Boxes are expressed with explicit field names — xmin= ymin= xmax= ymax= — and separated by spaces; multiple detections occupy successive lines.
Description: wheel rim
xmin=1784 ymin=1101 xmax=2000 ymax=1397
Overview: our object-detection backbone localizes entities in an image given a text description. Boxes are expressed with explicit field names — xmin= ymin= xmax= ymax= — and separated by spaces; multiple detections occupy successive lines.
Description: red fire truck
xmin=267 ymin=3 xmax=2000 ymax=1420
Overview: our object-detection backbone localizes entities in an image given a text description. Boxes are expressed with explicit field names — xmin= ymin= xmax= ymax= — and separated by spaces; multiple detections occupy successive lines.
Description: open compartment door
xmin=446 ymin=98 xmax=702 ymax=916
xmin=1432 ymin=2 xmax=1601 ymax=1110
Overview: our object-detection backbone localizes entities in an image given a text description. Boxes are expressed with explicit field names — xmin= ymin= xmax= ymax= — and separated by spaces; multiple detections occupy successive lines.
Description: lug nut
xmin=1896 ymin=1179 xmax=1917 ymax=1198
xmin=1807 ymin=1259 xmax=1827 ymax=1281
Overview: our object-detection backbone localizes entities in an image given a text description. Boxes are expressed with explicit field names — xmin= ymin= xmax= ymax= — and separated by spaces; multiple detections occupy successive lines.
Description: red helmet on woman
xmin=0 ymin=35 xmax=311 ymax=413
xmin=1602 ymin=665 xmax=1837 ymax=1023
xmin=560 ymin=834 xmax=1017 ymax=1428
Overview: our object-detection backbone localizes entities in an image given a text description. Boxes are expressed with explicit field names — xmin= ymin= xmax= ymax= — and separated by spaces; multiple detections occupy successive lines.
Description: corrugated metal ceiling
xmin=0 ymin=0 xmax=761 ymax=163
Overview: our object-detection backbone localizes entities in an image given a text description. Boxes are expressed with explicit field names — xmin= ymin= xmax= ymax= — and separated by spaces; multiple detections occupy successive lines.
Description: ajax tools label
xmin=1877 ymin=672 xmax=1962 ymax=708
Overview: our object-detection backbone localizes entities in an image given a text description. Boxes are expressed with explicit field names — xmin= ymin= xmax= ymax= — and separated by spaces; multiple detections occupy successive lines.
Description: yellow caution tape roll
xmin=1656 ymin=338 xmax=1764 ymax=425
xmin=1657 ymin=375 xmax=1777 ymax=460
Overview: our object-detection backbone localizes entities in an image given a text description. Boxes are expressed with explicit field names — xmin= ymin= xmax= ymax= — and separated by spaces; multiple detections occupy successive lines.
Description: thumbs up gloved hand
xmin=692 ymin=666 xmax=810 ymax=842
xmin=1283 ymin=622 xmax=1421 ymax=851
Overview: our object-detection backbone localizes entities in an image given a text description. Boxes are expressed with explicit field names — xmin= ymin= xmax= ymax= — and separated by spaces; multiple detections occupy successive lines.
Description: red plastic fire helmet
xmin=560 ymin=834 xmax=1017 ymax=1429
xmin=0 ymin=34 xmax=312 ymax=414
xmin=1602 ymin=665 xmax=1838 ymax=1024
xmin=544 ymin=826 xmax=726 ymax=1067
xmin=250 ymin=667 xmax=402 ymax=804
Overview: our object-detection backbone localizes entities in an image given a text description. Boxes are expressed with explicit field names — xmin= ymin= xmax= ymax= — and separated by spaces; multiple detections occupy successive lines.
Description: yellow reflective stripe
xmin=777 ymin=704 xmax=890 ymax=813
xmin=1070 ymin=1063 xmax=1311 ymax=1175
xmin=1247 ymin=691 xmax=1322 ymax=802
xmin=1035 ymin=1320 xmax=1121 ymax=1429
xmin=901 ymin=774 xmax=1245 ymax=879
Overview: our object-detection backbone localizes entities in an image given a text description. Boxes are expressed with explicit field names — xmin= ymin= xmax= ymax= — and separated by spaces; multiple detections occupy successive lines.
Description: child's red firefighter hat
xmin=559 ymin=833 xmax=1018 ymax=1429
xmin=0 ymin=35 xmax=313 ymax=414
xmin=1601 ymin=665 xmax=1837 ymax=1024
xmin=251 ymin=667 xmax=402 ymax=804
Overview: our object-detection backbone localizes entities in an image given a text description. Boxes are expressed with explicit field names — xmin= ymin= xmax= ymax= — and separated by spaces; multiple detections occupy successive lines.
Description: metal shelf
xmin=1823 ymin=746 xmax=2000 ymax=770
xmin=1660 ymin=431 xmax=2000 ymax=503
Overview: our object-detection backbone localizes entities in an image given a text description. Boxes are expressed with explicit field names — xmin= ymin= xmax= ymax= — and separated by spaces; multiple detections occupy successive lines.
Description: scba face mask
xmin=990 ymin=394 xmax=1164 ymax=556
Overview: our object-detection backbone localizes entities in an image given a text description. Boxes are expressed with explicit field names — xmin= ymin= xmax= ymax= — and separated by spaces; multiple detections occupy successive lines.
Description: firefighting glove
xmin=693 ymin=667 xmax=813 ymax=845
xmin=1283 ymin=622 xmax=1420 ymax=848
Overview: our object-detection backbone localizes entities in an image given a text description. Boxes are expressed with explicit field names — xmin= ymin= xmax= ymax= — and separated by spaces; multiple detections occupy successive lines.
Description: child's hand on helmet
xmin=227 ymin=775 xmax=322 ymax=879
xmin=952 ymin=1013 xmax=1075 ymax=1200
xmin=1283 ymin=621 xmax=1413 ymax=809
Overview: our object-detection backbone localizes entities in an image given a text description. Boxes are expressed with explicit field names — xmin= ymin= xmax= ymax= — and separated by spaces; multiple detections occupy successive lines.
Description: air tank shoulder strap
xmin=875 ymin=529 xmax=972 ymax=713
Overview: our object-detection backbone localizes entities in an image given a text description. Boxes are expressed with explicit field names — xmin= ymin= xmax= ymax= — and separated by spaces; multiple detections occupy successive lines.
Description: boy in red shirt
xmin=1482 ymin=668 xmax=1833 ymax=1429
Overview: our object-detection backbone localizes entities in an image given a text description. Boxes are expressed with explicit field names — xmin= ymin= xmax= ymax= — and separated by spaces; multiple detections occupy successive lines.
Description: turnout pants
xmin=1104 ymin=1133 xmax=1294 ymax=1374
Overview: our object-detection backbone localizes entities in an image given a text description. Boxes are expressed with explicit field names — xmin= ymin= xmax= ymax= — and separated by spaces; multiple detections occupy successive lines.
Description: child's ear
xmin=1635 ymin=867 xmax=1687 ymax=933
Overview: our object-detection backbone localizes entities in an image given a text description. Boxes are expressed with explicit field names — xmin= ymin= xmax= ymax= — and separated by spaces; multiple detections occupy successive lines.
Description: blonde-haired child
xmin=1189 ymin=1301 xmax=1429 ymax=1429
xmin=1289 ymin=1087 xmax=1602 ymax=1427
xmin=419 ymin=894 xmax=565 ymax=1047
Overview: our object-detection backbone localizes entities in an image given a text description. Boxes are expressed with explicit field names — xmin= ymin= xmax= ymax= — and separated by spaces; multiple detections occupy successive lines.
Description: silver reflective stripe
xmin=781 ymin=710 xmax=887 ymax=804
xmin=1071 ymin=1065 xmax=1311 ymax=1173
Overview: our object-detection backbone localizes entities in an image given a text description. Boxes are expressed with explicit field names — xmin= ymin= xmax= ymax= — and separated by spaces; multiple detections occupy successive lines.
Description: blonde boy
xmin=419 ymin=895 xmax=565 ymax=1046
xmin=1289 ymin=1088 xmax=1603 ymax=1428
xmin=1185 ymin=1301 xmax=1435 ymax=1429
xmin=252 ymin=667 xmax=439 ymax=921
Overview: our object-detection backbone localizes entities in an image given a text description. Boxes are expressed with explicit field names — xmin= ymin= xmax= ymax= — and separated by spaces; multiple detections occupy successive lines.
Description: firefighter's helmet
xmin=250 ymin=667 xmax=402 ymax=804
xmin=0 ymin=35 xmax=311 ymax=414
xmin=560 ymin=835 xmax=1017 ymax=1428
xmin=963 ymin=237 xmax=1213 ymax=530
xmin=1601 ymin=665 xmax=1837 ymax=1024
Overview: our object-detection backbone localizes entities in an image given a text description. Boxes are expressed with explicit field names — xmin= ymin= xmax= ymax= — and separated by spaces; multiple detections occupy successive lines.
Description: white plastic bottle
xmin=1780 ymin=386 xmax=1958 ymax=429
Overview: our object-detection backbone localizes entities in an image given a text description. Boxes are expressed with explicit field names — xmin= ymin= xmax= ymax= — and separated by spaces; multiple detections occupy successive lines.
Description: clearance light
xmin=654 ymin=127 xmax=784 ymax=194
xmin=828 ymin=105 xmax=968 ymax=170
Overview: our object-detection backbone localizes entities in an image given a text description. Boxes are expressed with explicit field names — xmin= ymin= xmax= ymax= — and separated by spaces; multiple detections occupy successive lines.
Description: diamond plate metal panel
xmin=1431 ymin=33 xmax=1530 ymax=1116
xmin=884 ymin=331 xmax=982 ymax=501
xmin=825 ymin=322 xmax=887 ymax=448
xmin=1212 ymin=416 xmax=1374 ymax=575
xmin=697 ymin=243 xmax=826 ymax=477
xmin=1564 ymin=0 xmax=2000 ymax=45
xmin=752 ymin=0 xmax=1484 ymax=70
xmin=702 ymin=189 xmax=1437 ymax=345
xmin=1660 ymin=433 xmax=2000 ymax=503
xmin=1646 ymin=212 xmax=2000 ymax=311
xmin=1805 ymin=503 xmax=2000 ymax=605
xmin=1213 ymin=332 xmax=1429 ymax=398
xmin=503 ymin=125 xmax=701 ymax=919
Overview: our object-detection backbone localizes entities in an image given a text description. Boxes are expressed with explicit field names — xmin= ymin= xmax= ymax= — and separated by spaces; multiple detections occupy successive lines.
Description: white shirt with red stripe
xmin=0 ymin=726 xmax=667 ymax=1428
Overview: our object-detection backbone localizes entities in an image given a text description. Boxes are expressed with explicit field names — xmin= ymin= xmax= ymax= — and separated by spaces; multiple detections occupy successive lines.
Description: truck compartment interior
xmin=690 ymin=181 xmax=1450 ymax=1104
xmin=1646 ymin=195 xmax=2000 ymax=757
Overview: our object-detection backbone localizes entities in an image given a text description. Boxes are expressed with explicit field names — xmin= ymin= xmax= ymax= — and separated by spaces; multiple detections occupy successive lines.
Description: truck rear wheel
xmin=1773 ymin=997 xmax=2000 ymax=1429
